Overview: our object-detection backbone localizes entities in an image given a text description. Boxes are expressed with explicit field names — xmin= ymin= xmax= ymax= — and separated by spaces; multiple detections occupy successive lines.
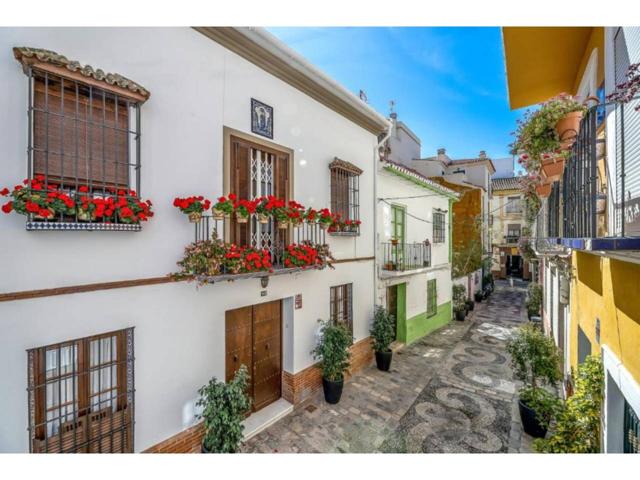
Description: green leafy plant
xmin=507 ymin=323 xmax=561 ymax=426
xmin=452 ymin=284 xmax=467 ymax=313
xmin=511 ymin=94 xmax=587 ymax=165
xmin=196 ymin=365 xmax=251 ymax=453
xmin=526 ymin=283 xmax=543 ymax=318
xmin=452 ymin=216 xmax=483 ymax=278
xmin=312 ymin=319 xmax=352 ymax=382
xmin=370 ymin=306 xmax=395 ymax=353
xmin=519 ymin=385 xmax=562 ymax=429
xmin=534 ymin=355 xmax=604 ymax=453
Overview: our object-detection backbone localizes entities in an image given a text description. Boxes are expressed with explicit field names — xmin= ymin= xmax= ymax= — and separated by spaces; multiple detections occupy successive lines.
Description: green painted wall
xmin=398 ymin=301 xmax=452 ymax=345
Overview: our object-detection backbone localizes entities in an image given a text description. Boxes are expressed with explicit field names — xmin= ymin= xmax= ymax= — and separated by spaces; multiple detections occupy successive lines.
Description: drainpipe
xmin=373 ymin=119 xmax=394 ymax=310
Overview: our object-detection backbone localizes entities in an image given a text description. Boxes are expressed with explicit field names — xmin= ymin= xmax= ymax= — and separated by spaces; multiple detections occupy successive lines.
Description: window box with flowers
xmin=173 ymin=196 xmax=212 ymax=223
xmin=7 ymin=47 xmax=151 ymax=231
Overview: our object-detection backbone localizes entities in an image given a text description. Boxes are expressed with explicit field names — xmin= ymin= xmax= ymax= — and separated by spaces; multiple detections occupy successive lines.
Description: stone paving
xmin=243 ymin=279 xmax=533 ymax=453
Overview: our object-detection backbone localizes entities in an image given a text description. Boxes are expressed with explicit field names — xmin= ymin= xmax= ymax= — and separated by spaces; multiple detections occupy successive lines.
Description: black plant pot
xmin=375 ymin=350 xmax=393 ymax=371
xmin=467 ymin=301 xmax=474 ymax=311
xmin=474 ymin=292 xmax=483 ymax=302
xmin=322 ymin=377 xmax=344 ymax=404
xmin=201 ymin=440 xmax=212 ymax=453
xmin=455 ymin=309 xmax=465 ymax=321
xmin=518 ymin=399 xmax=548 ymax=438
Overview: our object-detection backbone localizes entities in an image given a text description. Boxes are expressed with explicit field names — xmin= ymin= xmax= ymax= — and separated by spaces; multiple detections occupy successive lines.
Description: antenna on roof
xmin=359 ymin=89 xmax=368 ymax=103
xmin=389 ymin=100 xmax=397 ymax=119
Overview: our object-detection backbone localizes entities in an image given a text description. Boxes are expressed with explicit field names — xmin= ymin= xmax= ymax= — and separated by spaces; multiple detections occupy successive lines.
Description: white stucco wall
xmin=0 ymin=27 xmax=380 ymax=452
xmin=387 ymin=121 xmax=420 ymax=167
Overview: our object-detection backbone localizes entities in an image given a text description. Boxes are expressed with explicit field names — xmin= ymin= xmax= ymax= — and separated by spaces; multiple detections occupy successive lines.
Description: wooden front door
xmin=225 ymin=300 xmax=282 ymax=412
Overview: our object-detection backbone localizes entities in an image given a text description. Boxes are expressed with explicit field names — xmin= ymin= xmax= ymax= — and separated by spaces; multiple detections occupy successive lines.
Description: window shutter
xmin=230 ymin=138 xmax=251 ymax=245
xmin=33 ymin=77 xmax=130 ymax=189
xmin=274 ymin=153 xmax=289 ymax=202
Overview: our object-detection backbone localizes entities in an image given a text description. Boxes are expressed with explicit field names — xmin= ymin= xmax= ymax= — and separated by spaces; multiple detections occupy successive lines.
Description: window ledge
xmin=329 ymin=231 xmax=359 ymax=237
xmin=26 ymin=221 xmax=142 ymax=232
xmin=195 ymin=264 xmax=327 ymax=284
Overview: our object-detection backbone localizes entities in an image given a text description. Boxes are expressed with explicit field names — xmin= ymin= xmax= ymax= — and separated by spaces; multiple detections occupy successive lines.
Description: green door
xmin=391 ymin=205 xmax=406 ymax=266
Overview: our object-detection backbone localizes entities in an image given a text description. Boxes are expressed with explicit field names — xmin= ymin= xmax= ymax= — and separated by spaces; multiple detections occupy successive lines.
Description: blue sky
xmin=268 ymin=27 xmax=521 ymax=165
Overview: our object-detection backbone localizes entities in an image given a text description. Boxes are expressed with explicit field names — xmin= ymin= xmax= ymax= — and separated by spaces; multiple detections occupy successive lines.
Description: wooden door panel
xmin=251 ymin=300 xmax=281 ymax=412
xmin=225 ymin=306 xmax=253 ymax=385
xmin=253 ymin=374 xmax=281 ymax=411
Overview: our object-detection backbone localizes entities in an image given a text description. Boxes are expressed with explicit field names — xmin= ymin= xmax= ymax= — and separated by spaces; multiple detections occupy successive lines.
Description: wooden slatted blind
xmin=33 ymin=74 xmax=131 ymax=189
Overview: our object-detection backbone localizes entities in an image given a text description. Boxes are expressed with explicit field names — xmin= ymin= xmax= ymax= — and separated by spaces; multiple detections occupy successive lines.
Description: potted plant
xmin=196 ymin=365 xmax=251 ymax=453
xmin=452 ymin=284 xmax=467 ymax=321
xmin=390 ymin=237 xmax=399 ymax=246
xmin=173 ymin=195 xmax=211 ymax=223
xmin=370 ymin=306 xmax=395 ymax=371
xmin=254 ymin=196 xmax=270 ymax=224
xmin=318 ymin=208 xmax=334 ymax=230
xmin=312 ymin=319 xmax=352 ymax=404
xmin=212 ymin=194 xmax=235 ymax=220
xmin=526 ymin=283 xmax=543 ymax=320
xmin=474 ymin=290 xmax=483 ymax=303
xmin=466 ymin=298 xmax=474 ymax=312
xmin=506 ymin=323 xmax=562 ymax=438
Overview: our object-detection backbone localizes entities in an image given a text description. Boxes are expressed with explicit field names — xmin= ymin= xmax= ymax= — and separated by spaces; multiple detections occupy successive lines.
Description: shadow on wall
xmin=576 ymin=251 xmax=603 ymax=296
xmin=610 ymin=258 xmax=640 ymax=326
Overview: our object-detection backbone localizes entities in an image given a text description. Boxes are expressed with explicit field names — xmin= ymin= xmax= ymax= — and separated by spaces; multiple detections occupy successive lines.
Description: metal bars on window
xmin=330 ymin=167 xmax=360 ymax=235
xmin=330 ymin=283 xmax=353 ymax=336
xmin=624 ymin=400 xmax=640 ymax=453
xmin=27 ymin=328 xmax=135 ymax=453
xmin=433 ymin=211 xmax=445 ymax=243
xmin=548 ymin=181 xmax=561 ymax=237
xmin=25 ymin=66 xmax=142 ymax=231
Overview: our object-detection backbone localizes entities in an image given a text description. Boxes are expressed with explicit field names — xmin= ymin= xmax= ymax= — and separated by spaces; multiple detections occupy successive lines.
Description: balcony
xmin=380 ymin=242 xmax=431 ymax=277
xmin=504 ymin=235 xmax=520 ymax=244
xmin=535 ymin=99 xmax=640 ymax=252
xmin=185 ymin=214 xmax=331 ymax=283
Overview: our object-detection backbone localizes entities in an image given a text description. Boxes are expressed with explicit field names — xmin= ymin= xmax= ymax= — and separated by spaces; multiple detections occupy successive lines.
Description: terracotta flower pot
xmin=257 ymin=213 xmax=269 ymax=224
xmin=555 ymin=111 xmax=583 ymax=150
xmin=188 ymin=211 xmax=202 ymax=223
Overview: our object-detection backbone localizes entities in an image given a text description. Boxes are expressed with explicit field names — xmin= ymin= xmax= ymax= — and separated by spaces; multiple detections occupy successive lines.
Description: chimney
xmin=437 ymin=148 xmax=446 ymax=155
xmin=437 ymin=148 xmax=447 ymax=162
xmin=390 ymin=112 xmax=398 ymax=120
xmin=478 ymin=150 xmax=487 ymax=159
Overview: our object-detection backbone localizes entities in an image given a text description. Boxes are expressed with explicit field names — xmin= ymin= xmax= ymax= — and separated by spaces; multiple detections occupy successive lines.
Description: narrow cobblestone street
xmin=244 ymin=280 xmax=531 ymax=453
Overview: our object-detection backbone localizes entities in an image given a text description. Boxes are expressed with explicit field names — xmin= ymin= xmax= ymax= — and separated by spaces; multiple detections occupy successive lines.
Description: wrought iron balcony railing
xmin=537 ymin=98 xmax=640 ymax=251
xmin=504 ymin=235 xmax=520 ymax=244
xmin=192 ymin=214 xmax=328 ymax=278
xmin=381 ymin=242 xmax=431 ymax=272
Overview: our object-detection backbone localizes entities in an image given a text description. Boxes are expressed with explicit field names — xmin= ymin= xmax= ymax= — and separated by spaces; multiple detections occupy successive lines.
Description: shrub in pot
xmin=507 ymin=324 xmax=561 ymax=438
xmin=196 ymin=364 xmax=251 ymax=453
xmin=474 ymin=290 xmax=483 ymax=302
xmin=466 ymin=299 xmax=474 ymax=311
xmin=370 ymin=306 xmax=395 ymax=372
xmin=534 ymin=355 xmax=604 ymax=453
xmin=312 ymin=319 xmax=352 ymax=404
xmin=452 ymin=284 xmax=467 ymax=321
xmin=526 ymin=283 xmax=543 ymax=320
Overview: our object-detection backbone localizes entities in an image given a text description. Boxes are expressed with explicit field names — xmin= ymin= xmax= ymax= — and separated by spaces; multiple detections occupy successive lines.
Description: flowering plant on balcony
xmin=511 ymin=93 xmax=587 ymax=164
xmin=318 ymin=208 xmax=335 ymax=230
xmin=212 ymin=194 xmax=235 ymax=219
xmin=285 ymin=200 xmax=305 ymax=226
xmin=283 ymin=243 xmax=322 ymax=268
xmin=234 ymin=198 xmax=259 ymax=224
xmin=304 ymin=207 xmax=317 ymax=223
xmin=342 ymin=219 xmax=361 ymax=232
xmin=173 ymin=238 xmax=227 ymax=280
xmin=114 ymin=192 xmax=154 ymax=224
xmin=254 ymin=196 xmax=271 ymax=224
xmin=606 ymin=63 xmax=640 ymax=111
xmin=173 ymin=196 xmax=212 ymax=223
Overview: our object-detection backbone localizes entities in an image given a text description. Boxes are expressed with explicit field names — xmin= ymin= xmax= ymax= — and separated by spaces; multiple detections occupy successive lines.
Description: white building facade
xmin=0 ymin=27 xmax=389 ymax=453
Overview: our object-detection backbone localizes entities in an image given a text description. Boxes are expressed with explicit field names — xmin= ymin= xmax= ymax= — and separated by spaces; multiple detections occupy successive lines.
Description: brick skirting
xmin=144 ymin=336 xmax=373 ymax=453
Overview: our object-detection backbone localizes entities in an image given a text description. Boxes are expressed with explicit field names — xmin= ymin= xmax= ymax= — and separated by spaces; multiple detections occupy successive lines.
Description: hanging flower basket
xmin=257 ymin=213 xmax=269 ymax=224
xmin=277 ymin=220 xmax=289 ymax=229
xmin=236 ymin=212 xmax=249 ymax=224
xmin=188 ymin=211 xmax=202 ymax=223
xmin=212 ymin=208 xmax=226 ymax=220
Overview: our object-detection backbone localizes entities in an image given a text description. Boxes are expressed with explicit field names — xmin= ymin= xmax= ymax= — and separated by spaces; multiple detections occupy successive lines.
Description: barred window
xmin=433 ymin=210 xmax=446 ymax=243
xmin=14 ymin=47 xmax=149 ymax=231
xmin=27 ymin=328 xmax=135 ymax=453
xmin=427 ymin=279 xmax=437 ymax=317
xmin=330 ymin=283 xmax=353 ymax=336
xmin=329 ymin=158 xmax=362 ymax=235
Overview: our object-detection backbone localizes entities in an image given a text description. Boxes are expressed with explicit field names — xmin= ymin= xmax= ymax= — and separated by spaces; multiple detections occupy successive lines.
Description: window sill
xmin=26 ymin=221 xmax=142 ymax=232
xmin=329 ymin=231 xmax=359 ymax=237
xmin=194 ymin=264 xmax=327 ymax=284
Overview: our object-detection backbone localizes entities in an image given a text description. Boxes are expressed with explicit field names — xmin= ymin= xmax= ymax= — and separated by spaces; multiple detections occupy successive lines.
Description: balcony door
xmin=391 ymin=205 xmax=406 ymax=266
xmin=229 ymin=135 xmax=290 ymax=252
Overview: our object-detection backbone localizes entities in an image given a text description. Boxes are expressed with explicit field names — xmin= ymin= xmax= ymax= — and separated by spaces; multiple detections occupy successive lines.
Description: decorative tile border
xmin=26 ymin=221 xmax=142 ymax=232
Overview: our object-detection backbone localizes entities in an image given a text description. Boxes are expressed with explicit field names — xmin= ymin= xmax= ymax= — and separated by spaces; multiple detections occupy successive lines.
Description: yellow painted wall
xmin=570 ymin=251 xmax=640 ymax=383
